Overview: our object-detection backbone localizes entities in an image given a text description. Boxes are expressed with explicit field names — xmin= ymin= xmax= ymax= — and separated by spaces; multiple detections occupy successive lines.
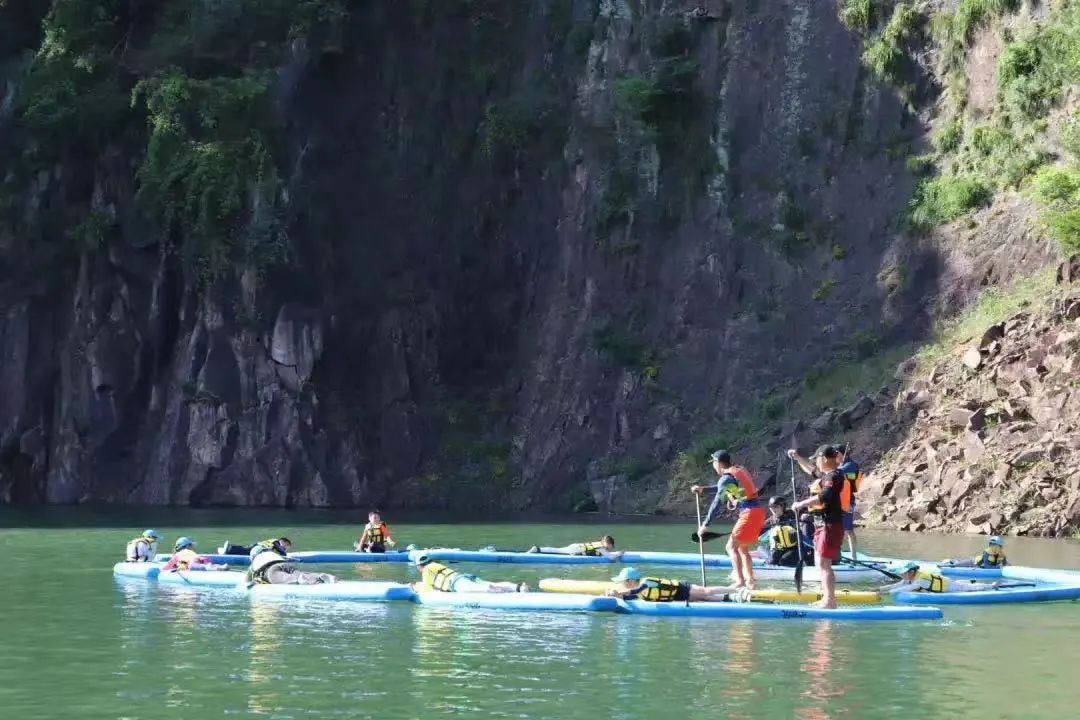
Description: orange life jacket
xmin=728 ymin=466 xmax=759 ymax=502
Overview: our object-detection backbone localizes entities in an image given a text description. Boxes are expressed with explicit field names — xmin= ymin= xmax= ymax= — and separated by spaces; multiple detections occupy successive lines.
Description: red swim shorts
xmin=731 ymin=506 xmax=767 ymax=545
xmin=814 ymin=522 xmax=844 ymax=561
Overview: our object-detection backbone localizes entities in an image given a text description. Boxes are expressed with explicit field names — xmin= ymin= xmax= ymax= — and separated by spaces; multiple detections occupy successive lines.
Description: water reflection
xmin=247 ymin=602 xmax=283 ymax=715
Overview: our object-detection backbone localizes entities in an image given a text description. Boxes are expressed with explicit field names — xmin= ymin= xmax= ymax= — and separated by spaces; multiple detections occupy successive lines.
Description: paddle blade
xmin=690 ymin=530 xmax=726 ymax=543
xmin=794 ymin=561 xmax=804 ymax=595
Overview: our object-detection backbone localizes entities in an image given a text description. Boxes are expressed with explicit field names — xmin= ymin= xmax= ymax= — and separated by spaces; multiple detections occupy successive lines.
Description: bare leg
xmin=739 ymin=544 xmax=758 ymax=589
xmin=846 ymin=529 xmax=858 ymax=562
xmin=688 ymin=584 xmax=743 ymax=601
xmin=726 ymin=537 xmax=746 ymax=587
xmin=812 ymin=557 xmax=837 ymax=609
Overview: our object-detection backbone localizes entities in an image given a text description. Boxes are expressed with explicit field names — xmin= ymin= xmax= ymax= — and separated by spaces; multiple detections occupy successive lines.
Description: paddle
xmin=992 ymin=582 xmax=1036 ymax=589
xmin=694 ymin=493 xmax=707 ymax=587
xmin=790 ymin=457 xmax=804 ymax=595
xmin=835 ymin=554 xmax=901 ymax=580
xmin=690 ymin=530 xmax=729 ymax=543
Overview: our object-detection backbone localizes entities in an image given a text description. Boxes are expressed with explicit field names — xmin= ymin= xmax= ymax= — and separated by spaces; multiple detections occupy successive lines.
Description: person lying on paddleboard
xmin=941 ymin=536 xmax=1007 ymax=568
xmin=354 ymin=510 xmax=397 ymax=553
xmin=161 ymin=537 xmax=227 ymax=572
xmin=604 ymin=567 xmax=751 ymax=603
xmin=214 ymin=536 xmax=292 ymax=557
xmin=248 ymin=538 xmax=337 ymax=585
xmin=125 ymin=529 xmax=161 ymax=562
xmin=876 ymin=562 xmax=1001 ymax=595
xmin=413 ymin=554 xmax=528 ymax=593
xmin=525 ymin=535 xmax=623 ymax=559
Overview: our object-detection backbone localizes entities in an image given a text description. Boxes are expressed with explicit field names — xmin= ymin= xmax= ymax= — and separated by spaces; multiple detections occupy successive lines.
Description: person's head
xmin=833 ymin=444 xmax=847 ymax=462
xmin=601 ymin=535 xmax=616 ymax=550
xmin=369 ymin=510 xmax=382 ymax=524
xmin=710 ymin=449 xmax=732 ymax=474
xmin=811 ymin=444 xmax=839 ymax=473
xmin=413 ymin=553 xmax=432 ymax=569
xmin=767 ymin=496 xmax=787 ymax=517
xmin=611 ymin=567 xmax=641 ymax=588
xmin=142 ymin=529 xmax=160 ymax=541
xmin=274 ymin=537 xmax=293 ymax=554
xmin=891 ymin=561 xmax=919 ymax=581
xmin=174 ymin=537 xmax=195 ymax=552
xmin=988 ymin=536 xmax=1004 ymax=551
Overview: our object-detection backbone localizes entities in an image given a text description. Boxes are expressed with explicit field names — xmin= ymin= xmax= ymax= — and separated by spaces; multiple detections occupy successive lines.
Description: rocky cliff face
xmin=0 ymin=1 xmax=1071 ymax=518
xmin=859 ymin=263 xmax=1080 ymax=538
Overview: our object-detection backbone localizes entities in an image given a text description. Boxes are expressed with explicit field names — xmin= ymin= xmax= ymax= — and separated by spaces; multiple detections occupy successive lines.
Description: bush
xmin=1046 ymin=209 xmax=1080 ymax=253
xmin=954 ymin=0 xmax=1020 ymax=43
xmin=907 ymin=176 xmax=992 ymax=231
xmin=840 ymin=0 xmax=877 ymax=34
xmin=906 ymin=154 xmax=935 ymax=176
xmin=613 ymin=57 xmax=701 ymax=136
xmin=133 ymin=70 xmax=285 ymax=281
xmin=1031 ymin=167 xmax=1080 ymax=205
xmin=936 ymin=119 xmax=963 ymax=153
xmin=813 ymin=280 xmax=836 ymax=301
xmin=1062 ymin=112 xmax=1080 ymax=161
xmin=862 ymin=3 xmax=921 ymax=85
xmin=997 ymin=3 xmax=1080 ymax=120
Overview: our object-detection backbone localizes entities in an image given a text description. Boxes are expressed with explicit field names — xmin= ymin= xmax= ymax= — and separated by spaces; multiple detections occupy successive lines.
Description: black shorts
xmin=367 ymin=542 xmax=386 ymax=553
xmin=672 ymin=582 xmax=691 ymax=602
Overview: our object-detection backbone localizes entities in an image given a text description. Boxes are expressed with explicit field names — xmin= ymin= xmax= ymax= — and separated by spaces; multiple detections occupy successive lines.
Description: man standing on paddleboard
xmin=691 ymin=450 xmax=766 ymax=590
xmin=789 ymin=445 xmax=844 ymax=609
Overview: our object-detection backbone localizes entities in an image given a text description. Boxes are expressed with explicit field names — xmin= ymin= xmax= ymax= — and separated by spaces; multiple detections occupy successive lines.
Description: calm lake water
xmin=2 ymin=508 xmax=1079 ymax=719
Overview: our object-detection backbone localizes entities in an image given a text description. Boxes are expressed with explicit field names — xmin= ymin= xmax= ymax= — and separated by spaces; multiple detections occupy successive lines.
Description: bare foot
xmin=810 ymin=600 xmax=837 ymax=609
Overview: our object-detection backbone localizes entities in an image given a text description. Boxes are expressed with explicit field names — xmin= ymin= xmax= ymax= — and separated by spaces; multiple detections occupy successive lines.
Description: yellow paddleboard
xmin=539 ymin=579 xmax=880 ymax=605
xmin=750 ymin=589 xmax=881 ymax=606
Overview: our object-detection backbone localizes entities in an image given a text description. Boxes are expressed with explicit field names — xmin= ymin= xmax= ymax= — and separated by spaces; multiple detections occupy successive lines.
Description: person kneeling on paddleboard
xmin=876 ymin=562 xmax=1001 ymax=596
xmin=354 ymin=510 xmax=396 ymax=553
xmin=526 ymin=535 xmax=623 ymax=560
xmin=942 ymin=536 xmax=1007 ymax=568
xmin=413 ymin=554 xmax=528 ymax=593
xmin=755 ymin=497 xmax=814 ymax=567
xmin=161 ymin=537 xmax=227 ymax=572
xmin=605 ymin=567 xmax=751 ymax=603
xmin=125 ymin=529 xmax=161 ymax=562
xmin=248 ymin=538 xmax=336 ymax=585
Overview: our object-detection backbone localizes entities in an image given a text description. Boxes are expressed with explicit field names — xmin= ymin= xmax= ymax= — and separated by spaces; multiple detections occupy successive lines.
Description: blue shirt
xmin=701 ymin=473 xmax=760 ymax=526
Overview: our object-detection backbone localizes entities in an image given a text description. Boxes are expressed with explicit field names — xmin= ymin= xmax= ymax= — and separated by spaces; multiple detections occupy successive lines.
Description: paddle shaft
xmin=790 ymin=457 xmax=804 ymax=594
xmin=694 ymin=494 xmax=707 ymax=587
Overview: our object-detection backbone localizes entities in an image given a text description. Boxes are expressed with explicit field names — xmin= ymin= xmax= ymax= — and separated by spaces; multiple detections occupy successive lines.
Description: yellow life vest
xmin=248 ymin=552 xmax=287 ymax=584
xmin=580 ymin=541 xmax=603 ymax=556
xmin=423 ymin=562 xmax=460 ymax=592
xmin=126 ymin=537 xmax=154 ymax=561
xmin=367 ymin=523 xmax=387 ymax=545
xmin=769 ymin=525 xmax=798 ymax=551
xmin=173 ymin=548 xmax=200 ymax=570
xmin=975 ymin=548 xmax=1006 ymax=568
xmin=916 ymin=571 xmax=949 ymax=593
xmin=638 ymin=578 xmax=683 ymax=602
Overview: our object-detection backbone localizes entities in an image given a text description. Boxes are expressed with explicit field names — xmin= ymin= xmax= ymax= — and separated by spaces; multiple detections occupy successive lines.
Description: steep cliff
xmin=0 ymin=1 xmax=1074 ymax=520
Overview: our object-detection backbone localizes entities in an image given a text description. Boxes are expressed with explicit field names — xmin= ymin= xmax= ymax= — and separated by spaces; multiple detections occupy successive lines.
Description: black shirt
xmin=810 ymin=469 xmax=844 ymax=525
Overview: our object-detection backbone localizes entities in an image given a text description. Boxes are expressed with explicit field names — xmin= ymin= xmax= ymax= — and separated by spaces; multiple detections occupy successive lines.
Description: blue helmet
xmin=988 ymin=536 xmax=1004 ymax=547
xmin=612 ymin=567 xmax=642 ymax=583
xmin=143 ymin=529 xmax=160 ymax=540
xmin=174 ymin=537 xmax=195 ymax=551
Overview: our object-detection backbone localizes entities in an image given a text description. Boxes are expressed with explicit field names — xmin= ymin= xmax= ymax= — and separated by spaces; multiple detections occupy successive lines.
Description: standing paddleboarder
xmin=691 ymin=450 xmax=766 ymax=590
xmin=789 ymin=445 xmax=844 ymax=609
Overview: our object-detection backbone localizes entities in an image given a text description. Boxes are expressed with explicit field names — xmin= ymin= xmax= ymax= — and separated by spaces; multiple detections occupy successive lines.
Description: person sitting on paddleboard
xmin=526 ymin=535 xmax=624 ymax=560
xmin=942 ymin=536 xmax=1007 ymax=568
xmin=755 ymin=496 xmax=815 ymax=567
xmin=691 ymin=450 xmax=766 ymax=590
xmin=413 ymin=554 xmax=528 ymax=593
xmin=605 ymin=567 xmax=751 ymax=603
xmin=355 ymin=510 xmax=396 ymax=553
xmin=125 ymin=529 xmax=161 ymax=562
xmin=248 ymin=538 xmax=336 ymax=585
xmin=161 ymin=537 xmax=226 ymax=572
xmin=876 ymin=562 xmax=1001 ymax=595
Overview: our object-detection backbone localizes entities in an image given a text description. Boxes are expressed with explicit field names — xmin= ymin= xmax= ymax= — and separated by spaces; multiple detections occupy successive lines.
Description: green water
xmin=3 ymin=509 xmax=1080 ymax=720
